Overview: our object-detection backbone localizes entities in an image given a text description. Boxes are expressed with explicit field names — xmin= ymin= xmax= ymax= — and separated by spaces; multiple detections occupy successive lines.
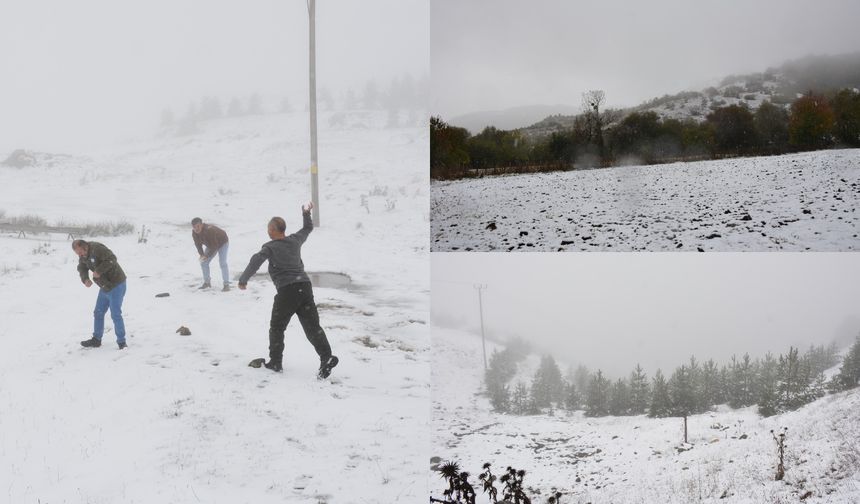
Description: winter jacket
xmin=77 ymin=242 xmax=127 ymax=292
xmin=238 ymin=210 xmax=313 ymax=288
xmin=192 ymin=224 xmax=229 ymax=258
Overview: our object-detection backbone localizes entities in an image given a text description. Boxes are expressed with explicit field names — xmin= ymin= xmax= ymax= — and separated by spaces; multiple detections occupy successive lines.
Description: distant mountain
xmin=449 ymin=104 xmax=579 ymax=134
xmin=518 ymin=52 xmax=860 ymax=140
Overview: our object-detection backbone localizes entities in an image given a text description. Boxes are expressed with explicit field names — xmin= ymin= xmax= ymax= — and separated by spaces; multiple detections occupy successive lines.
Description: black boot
xmin=264 ymin=360 xmax=283 ymax=372
xmin=317 ymin=355 xmax=339 ymax=379
xmin=81 ymin=337 xmax=102 ymax=348
xmin=198 ymin=281 xmax=211 ymax=290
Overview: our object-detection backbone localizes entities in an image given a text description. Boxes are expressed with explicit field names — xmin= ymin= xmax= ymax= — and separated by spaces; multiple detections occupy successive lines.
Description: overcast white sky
xmin=431 ymin=0 xmax=860 ymax=119
xmin=432 ymin=253 xmax=860 ymax=378
xmin=0 ymin=0 xmax=428 ymax=153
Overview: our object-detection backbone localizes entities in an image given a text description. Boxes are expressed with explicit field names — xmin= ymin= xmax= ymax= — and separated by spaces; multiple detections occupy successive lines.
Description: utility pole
xmin=475 ymin=284 xmax=487 ymax=371
xmin=307 ymin=0 xmax=320 ymax=226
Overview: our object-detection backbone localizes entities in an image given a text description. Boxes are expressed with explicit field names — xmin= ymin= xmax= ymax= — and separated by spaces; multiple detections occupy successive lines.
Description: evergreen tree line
xmin=161 ymin=73 xmax=429 ymax=131
xmin=431 ymin=88 xmax=860 ymax=180
xmin=485 ymin=335 xmax=860 ymax=419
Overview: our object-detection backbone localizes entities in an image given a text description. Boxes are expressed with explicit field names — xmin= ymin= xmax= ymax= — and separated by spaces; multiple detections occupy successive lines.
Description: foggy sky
xmin=432 ymin=253 xmax=860 ymax=378
xmin=431 ymin=0 xmax=860 ymax=120
xmin=0 ymin=0 xmax=428 ymax=153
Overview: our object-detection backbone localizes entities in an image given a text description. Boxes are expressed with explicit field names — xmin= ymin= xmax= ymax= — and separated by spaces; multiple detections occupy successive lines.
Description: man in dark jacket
xmin=238 ymin=202 xmax=338 ymax=379
xmin=191 ymin=217 xmax=230 ymax=291
xmin=73 ymin=239 xmax=128 ymax=349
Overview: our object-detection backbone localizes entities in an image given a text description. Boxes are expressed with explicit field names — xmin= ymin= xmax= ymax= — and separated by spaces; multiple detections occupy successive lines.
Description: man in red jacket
xmin=191 ymin=217 xmax=231 ymax=291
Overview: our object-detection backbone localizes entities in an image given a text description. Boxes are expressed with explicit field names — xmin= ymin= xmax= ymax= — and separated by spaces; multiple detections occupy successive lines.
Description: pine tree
xmin=669 ymin=365 xmax=695 ymax=418
xmin=485 ymin=349 xmax=519 ymax=413
xmin=585 ymin=370 xmax=610 ymax=417
xmin=486 ymin=349 xmax=518 ymax=387
xmin=832 ymin=335 xmax=860 ymax=390
xmin=564 ymin=381 xmax=581 ymax=411
xmin=530 ymin=355 xmax=565 ymax=409
xmin=572 ymin=365 xmax=591 ymax=397
xmin=609 ymin=378 xmax=631 ymax=416
xmin=698 ymin=359 xmax=720 ymax=412
xmin=757 ymin=353 xmax=779 ymax=417
xmin=487 ymin=380 xmax=510 ymax=413
xmin=687 ymin=356 xmax=705 ymax=413
xmin=716 ymin=365 xmax=731 ymax=406
xmin=649 ymin=370 xmax=671 ymax=418
xmin=628 ymin=364 xmax=650 ymax=415
xmin=510 ymin=382 xmax=530 ymax=415
xmin=728 ymin=354 xmax=755 ymax=408
xmin=776 ymin=347 xmax=807 ymax=412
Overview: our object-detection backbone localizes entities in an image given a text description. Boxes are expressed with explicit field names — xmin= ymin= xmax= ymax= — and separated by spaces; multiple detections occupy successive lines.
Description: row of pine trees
xmin=161 ymin=73 xmax=429 ymax=133
xmin=486 ymin=336 xmax=860 ymax=419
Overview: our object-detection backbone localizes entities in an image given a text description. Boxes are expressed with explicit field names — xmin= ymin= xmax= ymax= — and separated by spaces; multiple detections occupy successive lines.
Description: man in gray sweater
xmin=238 ymin=202 xmax=338 ymax=379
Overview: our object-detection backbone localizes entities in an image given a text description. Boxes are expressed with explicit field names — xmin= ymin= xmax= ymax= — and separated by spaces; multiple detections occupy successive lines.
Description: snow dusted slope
xmin=431 ymin=326 xmax=860 ymax=504
xmin=0 ymin=110 xmax=428 ymax=503
xmin=431 ymin=149 xmax=860 ymax=251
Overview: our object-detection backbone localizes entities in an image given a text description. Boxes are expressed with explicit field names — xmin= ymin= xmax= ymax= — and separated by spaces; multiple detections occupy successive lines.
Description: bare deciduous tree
xmin=582 ymin=90 xmax=606 ymax=161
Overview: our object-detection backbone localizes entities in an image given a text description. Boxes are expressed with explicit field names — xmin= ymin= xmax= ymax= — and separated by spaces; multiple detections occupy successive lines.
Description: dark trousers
xmin=269 ymin=282 xmax=332 ymax=364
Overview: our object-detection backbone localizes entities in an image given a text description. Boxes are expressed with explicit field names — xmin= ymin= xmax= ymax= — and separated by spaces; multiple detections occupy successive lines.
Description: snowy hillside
xmin=0 ymin=110 xmax=429 ymax=503
xmin=431 ymin=326 xmax=860 ymax=504
xmin=521 ymin=53 xmax=860 ymax=138
xmin=431 ymin=149 xmax=860 ymax=251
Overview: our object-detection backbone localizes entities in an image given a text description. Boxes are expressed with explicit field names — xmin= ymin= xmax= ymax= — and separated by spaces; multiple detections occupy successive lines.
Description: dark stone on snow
xmin=155 ymin=292 xmax=170 ymax=298
xmin=705 ymin=233 xmax=721 ymax=239
xmin=176 ymin=326 xmax=191 ymax=336
xmin=486 ymin=222 xmax=497 ymax=231
xmin=519 ymin=231 xmax=528 ymax=237
xmin=561 ymin=240 xmax=575 ymax=245
xmin=740 ymin=213 xmax=752 ymax=221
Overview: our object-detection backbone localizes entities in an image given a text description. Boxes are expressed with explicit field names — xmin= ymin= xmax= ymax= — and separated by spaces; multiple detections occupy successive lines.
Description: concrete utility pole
xmin=307 ymin=0 xmax=320 ymax=226
xmin=475 ymin=284 xmax=488 ymax=371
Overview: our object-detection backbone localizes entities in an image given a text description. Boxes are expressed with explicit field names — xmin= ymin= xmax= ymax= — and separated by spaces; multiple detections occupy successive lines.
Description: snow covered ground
xmin=431 ymin=149 xmax=860 ymax=251
xmin=0 ymin=110 xmax=429 ymax=503
xmin=431 ymin=326 xmax=860 ymax=504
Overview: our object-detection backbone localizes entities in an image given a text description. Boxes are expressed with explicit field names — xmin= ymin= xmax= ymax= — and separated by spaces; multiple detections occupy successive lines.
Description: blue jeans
xmin=94 ymin=281 xmax=127 ymax=343
xmin=201 ymin=242 xmax=230 ymax=285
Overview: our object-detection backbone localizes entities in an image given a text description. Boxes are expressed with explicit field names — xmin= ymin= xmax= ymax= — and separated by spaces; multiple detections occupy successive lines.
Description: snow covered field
xmin=0 ymin=110 xmax=429 ymax=503
xmin=431 ymin=326 xmax=860 ymax=504
xmin=431 ymin=149 xmax=860 ymax=251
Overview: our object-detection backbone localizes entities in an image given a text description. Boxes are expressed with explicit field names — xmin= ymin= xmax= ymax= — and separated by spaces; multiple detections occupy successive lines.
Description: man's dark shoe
xmin=317 ymin=355 xmax=339 ymax=379
xmin=222 ymin=284 xmax=230 ymax=292
xmin=118 ymin=341 xmax=127 ymax=350
xmin=80 ymin=337 xmax=101 ymax=348
xmin=198 ymin=282 xmax=211 ymax=290
xmin=264 ymin=360 xmax=283 ymax=372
